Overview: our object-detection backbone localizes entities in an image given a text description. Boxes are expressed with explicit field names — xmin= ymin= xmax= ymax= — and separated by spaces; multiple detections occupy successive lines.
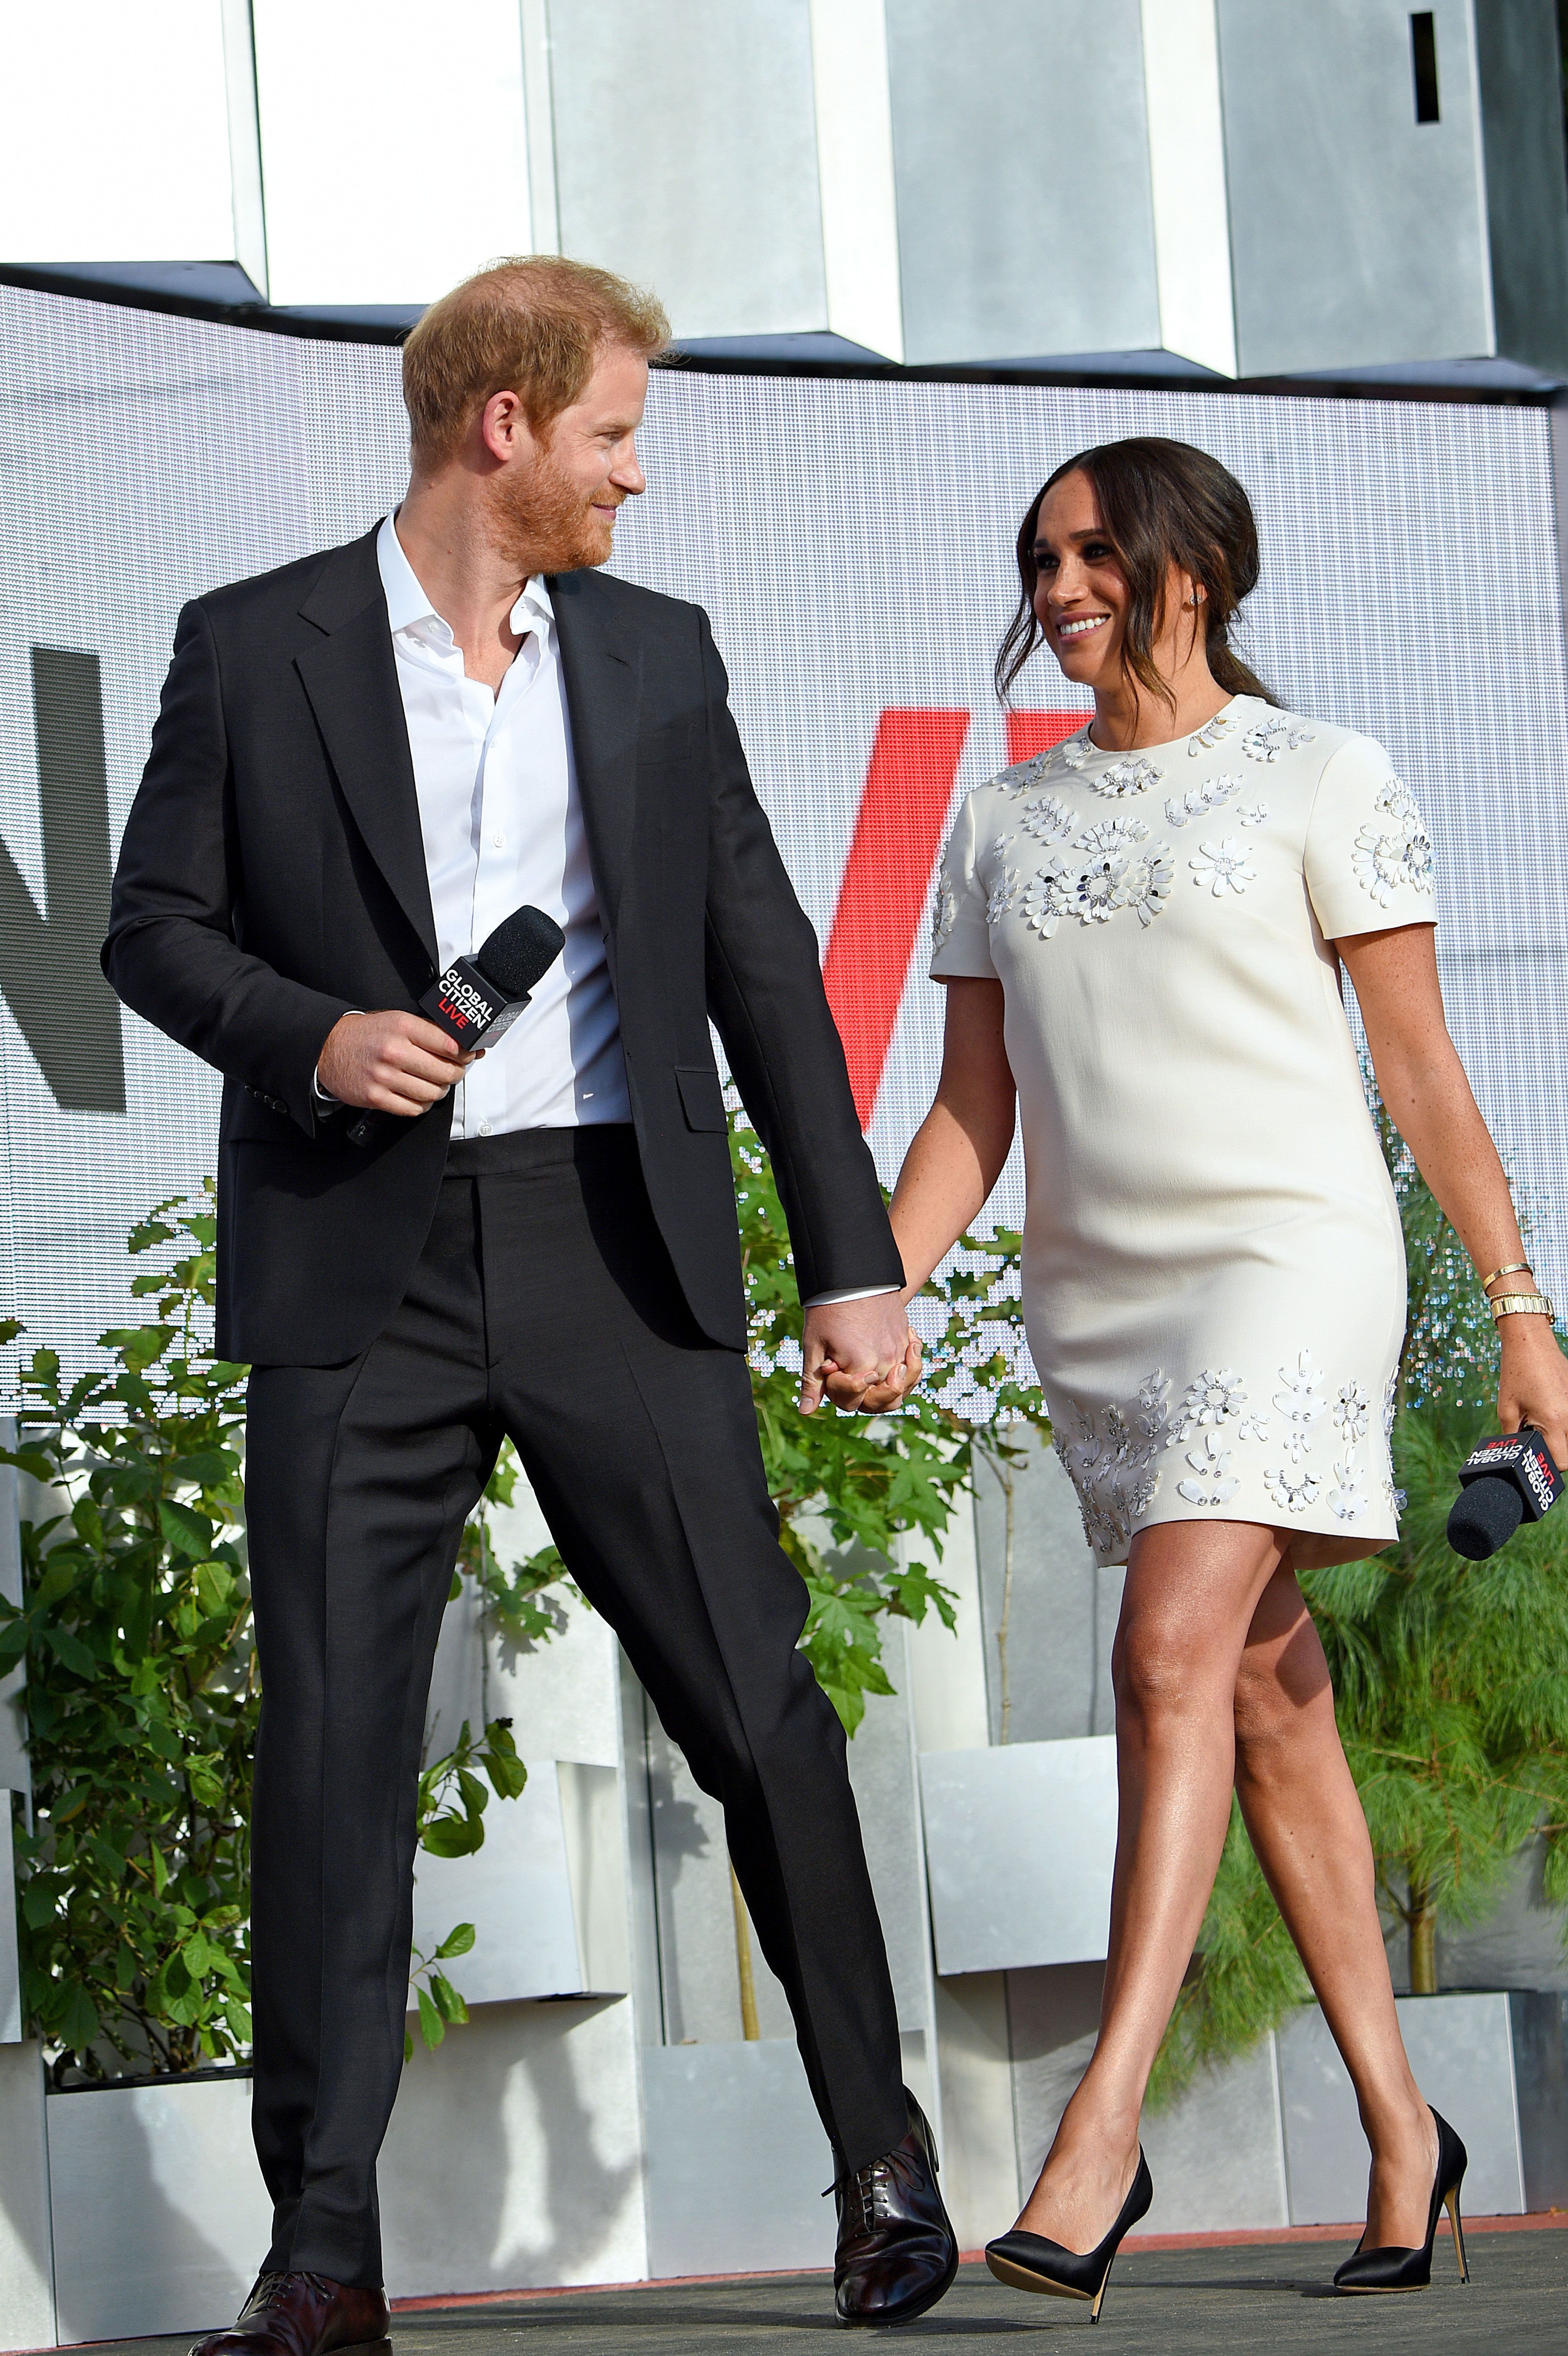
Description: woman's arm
xmin=889 ymin=977 xmax=1018 ymax=1297
xmin=1337 ymin=922 xmax=1568 ymax=1463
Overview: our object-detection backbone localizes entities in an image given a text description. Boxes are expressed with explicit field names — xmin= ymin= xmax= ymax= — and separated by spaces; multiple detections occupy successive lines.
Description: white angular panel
xmin=1278 ymin=1992 xmax=1524 ymax=2224
xmin=0 ymin=2044 xmax=53 ymax=2354
xmin=920 ymin=1738 xmax=1118 ymax=1974
xmin=1219 ymin=0 xmax=1495 ymax=376
xmin=252 ymin=0 xmax=530 ymax=307
xmin=48 ymin=2071 xmax=271 ymax=2343
xmin=0 ymin=1804 xmax=19 ymax=2044
xmin=640 ymin=2041 xmax=833 ymax=2278
xmin=886 ymin=0 xmax=1160 ymax=366
xmin=548 ymin=0 xmax=826 ymax=341
xmin=411 ymin=1759 xmax=615 ymax=2007
xmin=810 ymin=0 xmax=903 ymax=360
xmin=0 ymin=1 xmax=239 ymax=266
xmin=1142 ymin=0 xmax=1235 ymax=375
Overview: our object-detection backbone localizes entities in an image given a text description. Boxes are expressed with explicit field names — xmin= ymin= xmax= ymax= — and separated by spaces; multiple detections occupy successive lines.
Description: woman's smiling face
xmin=1030 ymin=468 xmax=1131 ymax=692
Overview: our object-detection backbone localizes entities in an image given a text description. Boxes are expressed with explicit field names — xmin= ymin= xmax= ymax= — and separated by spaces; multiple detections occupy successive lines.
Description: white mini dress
xmin=931 ymin=695 xmax=1438 ymax=1569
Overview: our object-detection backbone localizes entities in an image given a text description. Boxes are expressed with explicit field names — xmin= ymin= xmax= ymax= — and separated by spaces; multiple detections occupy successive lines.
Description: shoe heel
xmin=1089 ymin=2259 xmax=1117 ymax=2323
xmin=1445 ymin=2186 xmax=1469 ymax=2284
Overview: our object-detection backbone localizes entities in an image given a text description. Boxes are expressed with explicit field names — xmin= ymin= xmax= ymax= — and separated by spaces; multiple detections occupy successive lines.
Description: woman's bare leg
xmin=1015 ymin=1518 xmax=1283 ymax=2249
xmin=1233 ymin=1561 xmax=1435 ymax=2246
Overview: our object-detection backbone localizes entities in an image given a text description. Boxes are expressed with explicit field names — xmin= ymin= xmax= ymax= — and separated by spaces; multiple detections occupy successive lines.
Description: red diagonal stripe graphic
xmin=1006 ymin=709 xmax=1087 ymax=763
xmin=823 ymin=709 xmax=970 ymax=1129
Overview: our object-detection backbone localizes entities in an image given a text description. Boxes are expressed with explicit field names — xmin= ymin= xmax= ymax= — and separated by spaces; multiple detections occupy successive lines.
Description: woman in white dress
xmin=886 ymin=438 xmax=1568 ymax=2312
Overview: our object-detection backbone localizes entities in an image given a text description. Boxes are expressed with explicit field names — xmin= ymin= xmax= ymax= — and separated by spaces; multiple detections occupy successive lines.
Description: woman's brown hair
xmin=994 ymin=436 xmax=1279 ymax=712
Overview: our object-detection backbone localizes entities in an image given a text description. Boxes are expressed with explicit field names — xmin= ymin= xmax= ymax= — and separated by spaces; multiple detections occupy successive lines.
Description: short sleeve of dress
xmin=1303 ymin=735 xmax=1437 ymax=941
xmin=929 ymin=792 xmax=998 ymax=980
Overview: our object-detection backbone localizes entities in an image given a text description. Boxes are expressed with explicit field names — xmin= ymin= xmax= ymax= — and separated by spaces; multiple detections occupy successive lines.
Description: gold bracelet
xmin=1491 ymin=1292 xmax=1555 ymax=1322
xmin=1480 ymin=1261 xmax=1533 ymax=1293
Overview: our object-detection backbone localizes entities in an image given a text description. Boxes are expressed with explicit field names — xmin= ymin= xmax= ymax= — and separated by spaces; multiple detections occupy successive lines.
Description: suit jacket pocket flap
xmin=675 ymin=1064 xmax=728 ymax=1133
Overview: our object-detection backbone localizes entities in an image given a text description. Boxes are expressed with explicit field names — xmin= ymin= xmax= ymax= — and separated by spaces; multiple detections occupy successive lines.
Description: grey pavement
xmin=88 ymin=2229 xmax=1568 ymax=2356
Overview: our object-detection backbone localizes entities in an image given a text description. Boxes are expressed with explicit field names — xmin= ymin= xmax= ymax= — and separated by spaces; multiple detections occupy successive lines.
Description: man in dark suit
xmin=104 ymin=257 xmax=956 ymax=2344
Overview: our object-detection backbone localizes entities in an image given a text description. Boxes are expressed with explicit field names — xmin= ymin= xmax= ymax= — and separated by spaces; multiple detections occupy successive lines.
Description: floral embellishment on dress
xmin=1328 ymin=1458 xmax=1366 ymax=1521
xmin=1273 ymin=1350 xmax=1325 ymax=1462
xmin=1383 ymin=1372 xmax=1398 ymax=1440
xmin=1177 ymin=1431 xmax=1240 ymax=1507
xmin=1242 ymin=717 xmax=1315 ymax=762
xmin=1094 ymin=754 xmax=1162 ymax=800
xmin=1189 ymin=837 xmax=1256 ymax=896
xmin=1059 ymin=734 xmax=1092 ymax=772
xmin=1352 ymin=777 xmax=1435 ymax=908
xmin=1165 ymin=776 xmax=1243 ymax=829
xmin=1115 ymin=847 xmax=1175 ymax=927
xmin=1237 ymin=803 xmax=1270 ymax=827
xmin=1078 ymin=813 xmax=1150 ymax=854
xmin=1332 ymin=1382 xmax=1370 ymax=1441
xmin=986 ymin=868 xmax=1021 ymax=926
xmin=1020 ymin=861 xmax=1076 ymax=938
xmin=1189 ymin=707 xmax=1239 ymax=755
xmin=1138 ymin=1371 xmax=1172 ymax=1441
xmin=1237 ymin=1412 xmax=1270 ymax=1442
xmin=931 ymin=868 xmax=957 ymax=950
xmin=1019 ymin=792 xmax=1075 ymax=845
xmin=1175 ymin=1368 xmax=1246 ymax=1439
xmin=1056 ymin=1377 xmax=1171 ymax=1559
xmin=1264 ymin=1465 xmax=1321 ymax=1513
xmin=1073 ymin=854 xmax=1126 ymax=925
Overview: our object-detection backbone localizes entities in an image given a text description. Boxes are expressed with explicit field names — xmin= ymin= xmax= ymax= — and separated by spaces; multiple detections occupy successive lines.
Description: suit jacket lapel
xmin=295 ymin=532 xmax=438 ymax=968
xmin=551 ymin=570 xmax=640 ymax=928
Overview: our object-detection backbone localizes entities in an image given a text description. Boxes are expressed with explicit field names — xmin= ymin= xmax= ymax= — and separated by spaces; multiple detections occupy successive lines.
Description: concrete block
xmin=379 ymin=1997 xmax=648 ymax=2297
xmin=47 ymin=2070 xmax=267 ymax=2343
xmin=0 ymin=2040 xmax=53 ymax=2353
xmin=1139 ymin=2038 xmax=1288 ymax=2235
xmin=1278 ymin=1993 xmax=1524 ymax=2224
xmin=920 ymin=1739 xmax=1117 ymax=1974
xmin=411 ymin=1761 xmax=627 ymax=2008
xmin=640 ymin=2040 xmax=832 ymax=2279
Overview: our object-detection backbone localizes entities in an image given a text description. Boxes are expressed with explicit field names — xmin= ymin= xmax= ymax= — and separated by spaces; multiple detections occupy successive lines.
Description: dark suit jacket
xmin=103 ymin=526 xmax=901 ymax=1365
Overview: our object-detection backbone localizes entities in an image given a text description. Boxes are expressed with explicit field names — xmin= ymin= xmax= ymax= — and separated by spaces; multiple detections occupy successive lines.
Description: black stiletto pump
xmin=985 ymin=2150 xmax=1153 ymax=2323
xmin=1332 ymin=2109 xmax=1469 ymax=2294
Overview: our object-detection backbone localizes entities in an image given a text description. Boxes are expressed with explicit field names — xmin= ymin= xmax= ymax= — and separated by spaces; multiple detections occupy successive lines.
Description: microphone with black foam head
xmin=1446 ymin=1425 xmax=1563 ymax=1560
xmin=344 ymin=903 xmax=565 ymax=1147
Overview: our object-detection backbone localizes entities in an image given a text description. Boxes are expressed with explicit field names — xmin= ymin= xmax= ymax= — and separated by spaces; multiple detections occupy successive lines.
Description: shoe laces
xmin=828 ymin=2141 xmax=915 ymax=2235
xmin=250 ymin=2273 xmax=336 ymax=2312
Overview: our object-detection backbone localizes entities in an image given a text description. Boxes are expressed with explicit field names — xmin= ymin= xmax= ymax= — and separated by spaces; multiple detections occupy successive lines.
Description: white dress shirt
xmin=373 ymin=510 xmax=630 ymax=1137
xmin=322 ymin=516 xmax=890 ymax=1308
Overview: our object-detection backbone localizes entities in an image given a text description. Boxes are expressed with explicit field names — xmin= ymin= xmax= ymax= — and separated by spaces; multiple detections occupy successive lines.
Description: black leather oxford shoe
xmin=833 ymin=2087 xmax=958 ymax=2327
xmin=189 ymin=2272 xmax=390 ymax=2356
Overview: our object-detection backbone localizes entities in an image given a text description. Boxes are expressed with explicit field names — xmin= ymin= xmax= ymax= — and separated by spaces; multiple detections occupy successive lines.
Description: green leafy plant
xmin=0 ymin=1188 xmax=254 ymax=2082
xmin=404 ymin=1713 xmax=529 ymax=2059
xmin=0 ymin=1189 xmax=536 ymax=2082
xmin=1151 ymin=1125 xmax=1568 ymax=2105
xmin=732 ymin=1103 xmax=1050 ymax=1732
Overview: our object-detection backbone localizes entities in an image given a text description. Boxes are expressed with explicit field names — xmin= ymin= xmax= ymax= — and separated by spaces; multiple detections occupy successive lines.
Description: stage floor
xmin=82 ymin=2222 xmax=1568 ymax=2355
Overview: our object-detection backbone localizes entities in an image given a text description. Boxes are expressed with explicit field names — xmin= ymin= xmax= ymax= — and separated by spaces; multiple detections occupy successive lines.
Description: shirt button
xmin=478 ymin=1120 xmax=493 ymax=1138
xmin=492 ymin=831 xmax=505 ymax=848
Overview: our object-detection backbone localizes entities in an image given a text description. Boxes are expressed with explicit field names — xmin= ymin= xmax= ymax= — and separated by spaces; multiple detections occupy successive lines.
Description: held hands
xmin=800 ymin=1295 xmax=922 ymax=1416
xmin=317 ymin=1009 xmax=479 ymax=1116
xmin=1498 ymin=1317 xmax=1568 ymax=1475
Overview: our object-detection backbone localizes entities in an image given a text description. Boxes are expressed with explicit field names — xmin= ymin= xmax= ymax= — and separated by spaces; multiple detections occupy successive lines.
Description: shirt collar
xmin=376 ymin=511 xmax=554 ymax=647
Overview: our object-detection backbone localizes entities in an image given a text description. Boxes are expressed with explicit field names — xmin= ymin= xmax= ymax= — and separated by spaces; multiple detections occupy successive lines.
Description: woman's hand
xmin=1498 ymin=1317 xmax=1568 ymax=1471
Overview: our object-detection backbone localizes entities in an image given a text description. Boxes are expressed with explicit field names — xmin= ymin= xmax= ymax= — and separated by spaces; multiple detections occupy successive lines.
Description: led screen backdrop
xmin=2 ymin=280 xmax=1566 ymax=1391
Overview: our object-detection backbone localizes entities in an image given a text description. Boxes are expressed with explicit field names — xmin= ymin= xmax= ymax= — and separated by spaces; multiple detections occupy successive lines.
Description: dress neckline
xmin=1073 ymin=695 xmax=1253 ymax=761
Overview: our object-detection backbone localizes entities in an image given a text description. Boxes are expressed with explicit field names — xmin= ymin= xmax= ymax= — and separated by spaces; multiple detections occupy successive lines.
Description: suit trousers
xmin=242 ymin=1125 xmax=906 ymax=2286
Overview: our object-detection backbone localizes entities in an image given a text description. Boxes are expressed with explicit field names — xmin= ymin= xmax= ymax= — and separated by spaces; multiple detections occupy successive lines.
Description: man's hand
xmin=317 ymin=1009 xmax=477 ymax=1116
xmin=800 ymin=1295 xmax=920 ymax=1415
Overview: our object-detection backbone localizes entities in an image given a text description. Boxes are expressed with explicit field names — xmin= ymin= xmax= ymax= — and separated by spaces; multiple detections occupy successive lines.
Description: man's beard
xmin=485 ymin=443 xmax=617 ymax=576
